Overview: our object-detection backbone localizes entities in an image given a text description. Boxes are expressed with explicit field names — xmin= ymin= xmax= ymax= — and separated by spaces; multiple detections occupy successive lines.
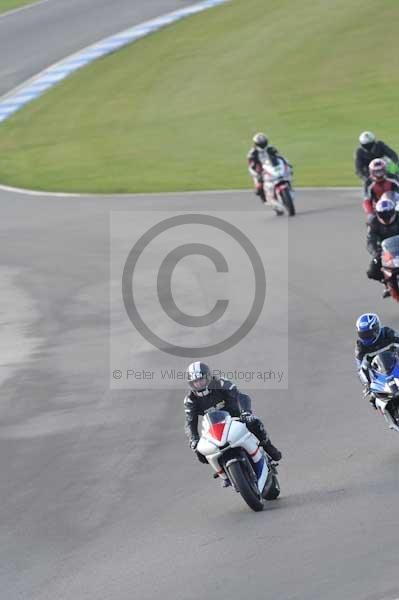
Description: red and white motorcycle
xmin=197 ymin=408 xmax=280 ymax=512
xmin=262 ymin=156 xmax=296 ymax=216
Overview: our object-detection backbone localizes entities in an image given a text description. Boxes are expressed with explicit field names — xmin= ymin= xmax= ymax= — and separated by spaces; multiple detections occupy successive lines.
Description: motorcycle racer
xmin=363 ymin=158 xmax=399 ymax=218
xmin=355 ymin=313 xmax=399 ymax=407
xmin=355 ymin=131 xmax=398 ymax=181
xmin=184 ymin=362 xmax=282 ymax=481
xmin=366 ymin=195 xmax=399 ymax=298
xmin=247 ymin=132 xmax=291 ymax=202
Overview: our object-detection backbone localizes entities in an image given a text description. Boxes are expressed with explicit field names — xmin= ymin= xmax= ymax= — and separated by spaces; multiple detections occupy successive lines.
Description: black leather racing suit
xmin=366 ymin=215 xmax=399 ymax=281
xmin=184 ymin=377 xmax=281 ymax=459
xmin=355 ymin=140 xmax=398 ymax=180
xmin=356 ymin=327 xmax=399 ymax=372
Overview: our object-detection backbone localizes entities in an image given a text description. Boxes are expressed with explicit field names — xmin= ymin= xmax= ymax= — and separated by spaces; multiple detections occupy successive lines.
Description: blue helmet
xmin=356 ymin=313 xmax=381 ymax=345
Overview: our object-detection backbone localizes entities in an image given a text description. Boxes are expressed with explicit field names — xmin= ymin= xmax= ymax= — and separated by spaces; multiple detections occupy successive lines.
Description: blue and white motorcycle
xmin=197 ymin=408 xmax=280 ymax=511
xmin=369 ymin=350 xmax=399 ymax=433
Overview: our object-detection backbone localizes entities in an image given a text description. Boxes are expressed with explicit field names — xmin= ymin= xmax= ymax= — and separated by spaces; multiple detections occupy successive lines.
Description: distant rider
xmin=366 ymin=195 xmax=399 ymax=298
xmin=355 ymin=131 xmax=398 ymax=181
xmin=355 ymin=313 xmax=399 ymax=407
xmin=363 ymin=158 xmax=399 ymax=218
xmin=247 ymin=132 xmax=291 ymax=202
xmin=184 ymin=362 xmax=282 ymax=485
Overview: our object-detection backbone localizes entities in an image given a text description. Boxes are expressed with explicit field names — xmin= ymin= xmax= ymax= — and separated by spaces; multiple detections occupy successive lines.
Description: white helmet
xmin=359 ymin=131 xmax=376 ymax=148
xmin=369 ymin=158 xmax=386 ymax=180
xmin=375 ymin=195 xmax=396 ymax=225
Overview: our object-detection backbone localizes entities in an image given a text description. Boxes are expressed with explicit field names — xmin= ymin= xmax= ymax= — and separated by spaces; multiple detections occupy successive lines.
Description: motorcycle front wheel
xmin=279 ymin=188 xmax=296 ymax=216
xmin=227 ymin=460 xmax=264 ymax=512
xmin=387 ymin=400 xmax=399 ymax=425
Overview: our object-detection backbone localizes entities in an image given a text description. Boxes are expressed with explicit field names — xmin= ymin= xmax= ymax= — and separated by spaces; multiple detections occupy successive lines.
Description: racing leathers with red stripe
xmin=363 ymin=175 xmax=399 ymax=215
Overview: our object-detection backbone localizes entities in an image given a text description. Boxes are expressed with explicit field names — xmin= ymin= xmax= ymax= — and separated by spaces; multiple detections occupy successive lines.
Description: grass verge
xmin=1 ymin=0 xmax=41 ymax=14
xmin=1 ymin=0 xmax=399 ymax=192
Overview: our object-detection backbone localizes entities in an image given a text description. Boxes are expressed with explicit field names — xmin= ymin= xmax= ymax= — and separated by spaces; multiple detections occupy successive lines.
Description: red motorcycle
xmin=381 ymin=235 xmax=399 ymax=301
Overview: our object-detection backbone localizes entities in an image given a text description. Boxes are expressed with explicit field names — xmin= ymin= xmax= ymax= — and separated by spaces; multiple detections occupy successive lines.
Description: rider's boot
xmin=382 ymin=285 xmax=391 ymax=299
xmin=256 ymin=186 xmax=266 ymax=203
xmin=261 ymin=439 xmax=282 ymax=462
xmin=213 ymin=471 xmax=231 ymax=488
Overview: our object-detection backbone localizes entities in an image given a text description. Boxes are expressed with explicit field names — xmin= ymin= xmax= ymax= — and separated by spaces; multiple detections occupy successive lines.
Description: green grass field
xmin=0 ymin=0 xmax=39 ymax=14
xmin=1 ymin=0 xmax=399 ymax=192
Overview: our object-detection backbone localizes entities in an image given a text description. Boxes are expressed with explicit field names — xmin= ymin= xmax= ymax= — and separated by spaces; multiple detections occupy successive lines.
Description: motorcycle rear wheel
xmin=227 ymin=460 xmax=264 ymax=512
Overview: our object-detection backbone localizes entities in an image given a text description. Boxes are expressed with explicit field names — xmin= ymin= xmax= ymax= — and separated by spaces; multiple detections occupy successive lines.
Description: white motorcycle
xmin=262 ymin=156 xmax=296 ymax=216
xmin=197 ymin=408 xmax=280 ymax=512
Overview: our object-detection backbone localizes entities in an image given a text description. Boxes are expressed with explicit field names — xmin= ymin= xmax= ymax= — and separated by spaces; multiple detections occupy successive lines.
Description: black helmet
xmin=253 ymin=132 xmax=268 ymax=149
xmin=186 ymin=362 xmax=212 ymax=396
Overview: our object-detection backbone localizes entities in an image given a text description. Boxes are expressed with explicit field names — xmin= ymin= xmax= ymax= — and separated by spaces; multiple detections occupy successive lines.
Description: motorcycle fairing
xmin=369 ymin=360 xmax=399 ymax=395
xmin=197 ymin=410 xmax=269 ymax=490
xmin=369 ymin=352 xmax=399 ymax=432
xmin=262 ymin=158 xmax=290 ymax=182
xmin=374 ymin=396 xmax=399 ymax=432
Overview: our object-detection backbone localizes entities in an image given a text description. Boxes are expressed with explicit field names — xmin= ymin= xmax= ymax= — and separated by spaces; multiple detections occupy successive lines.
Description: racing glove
xmin=240 ymin=411 xmax=256 ymax=425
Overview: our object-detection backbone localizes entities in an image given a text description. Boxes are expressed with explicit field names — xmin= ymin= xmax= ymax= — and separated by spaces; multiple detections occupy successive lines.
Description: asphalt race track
xmin=2 ymin=3 xmax=399 ymax=600
xmin=0 ymin=0 xmax=189 ymax=96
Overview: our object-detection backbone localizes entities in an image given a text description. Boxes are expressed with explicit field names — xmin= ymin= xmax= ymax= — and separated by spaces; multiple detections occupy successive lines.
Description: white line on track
xmin=0 ymin=183 xmax=360 ymax=198
xmin=0 ymin=0 xmax=52 ymax=21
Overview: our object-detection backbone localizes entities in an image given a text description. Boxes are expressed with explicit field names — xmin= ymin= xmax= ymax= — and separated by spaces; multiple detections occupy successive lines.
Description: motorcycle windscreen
xmin=381 ymin=235 xmax=399 ymax=268
xmin=371 ymin=350 xmax=397 ymax=375
xmin=205 ymin=410 xmax=229 ymax=441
